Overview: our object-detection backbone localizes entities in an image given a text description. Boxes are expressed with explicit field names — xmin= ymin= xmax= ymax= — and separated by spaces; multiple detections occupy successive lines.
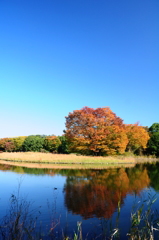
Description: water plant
xmin=127 ymin=193 xmax=159 ymax=239
xmin=0 ymin=193 xmax=38 ymax=240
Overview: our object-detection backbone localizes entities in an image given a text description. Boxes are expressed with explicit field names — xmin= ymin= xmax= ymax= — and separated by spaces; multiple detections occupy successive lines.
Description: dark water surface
xmin=0 ymin=162 xmax=159 ymax=239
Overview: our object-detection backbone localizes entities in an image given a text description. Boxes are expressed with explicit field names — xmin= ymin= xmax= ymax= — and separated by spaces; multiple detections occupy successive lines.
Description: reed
xmin=0 ymin=152 xmax=158 ymax=166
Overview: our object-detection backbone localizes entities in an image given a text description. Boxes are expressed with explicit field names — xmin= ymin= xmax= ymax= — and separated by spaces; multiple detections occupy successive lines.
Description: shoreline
xmin=0 ymin=159 xmax=136 ymax=169
xmin=0 ymin=152 xmax=158 ymax=169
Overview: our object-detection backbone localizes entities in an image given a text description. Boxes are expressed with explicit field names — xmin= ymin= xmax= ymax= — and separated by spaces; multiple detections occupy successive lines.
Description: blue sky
xmin=0 ymin=0 xmax=158 ymax=138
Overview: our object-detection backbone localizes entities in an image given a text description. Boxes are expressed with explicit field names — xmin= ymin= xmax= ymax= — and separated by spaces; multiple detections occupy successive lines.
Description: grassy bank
xmin=0 ymin=152 xmax=158 ymax=166
xmin=0 ymin=159 xmax=136 ymax=169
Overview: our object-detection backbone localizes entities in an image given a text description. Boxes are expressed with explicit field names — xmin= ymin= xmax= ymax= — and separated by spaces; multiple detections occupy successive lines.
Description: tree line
xmin=0 ymin=135 xmax=69 ymax=154
xmin=65 ymin=107 xmax=159 ymax=157
xmin=0 ymin=107 xmax=159 ymax=157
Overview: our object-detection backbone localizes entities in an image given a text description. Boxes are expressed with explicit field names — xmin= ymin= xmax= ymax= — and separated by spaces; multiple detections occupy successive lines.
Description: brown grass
xmin=0 ymin=160 xmax=136 ymax=169
xmin=0 ymin=152 xmax=158 ymax=167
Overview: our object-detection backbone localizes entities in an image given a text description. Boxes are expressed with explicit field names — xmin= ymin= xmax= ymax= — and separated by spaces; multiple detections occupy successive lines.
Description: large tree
xmin=65 ymin=107 xmax=128 ymax=155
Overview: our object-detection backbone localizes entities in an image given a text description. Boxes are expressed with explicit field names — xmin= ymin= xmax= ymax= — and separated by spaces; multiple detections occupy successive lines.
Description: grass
xmin=0 ymin=160 xmax=136 ymax=170
xmin=0 ymin=152 xmax=158 ymax=168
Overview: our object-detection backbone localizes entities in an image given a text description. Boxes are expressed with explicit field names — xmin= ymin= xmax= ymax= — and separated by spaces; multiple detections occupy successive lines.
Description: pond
xmin=0 ymin=161 xmax=159 ymax=239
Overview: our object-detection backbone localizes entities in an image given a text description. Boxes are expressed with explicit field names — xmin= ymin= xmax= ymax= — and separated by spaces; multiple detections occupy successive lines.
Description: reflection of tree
xmin=126 ymin=165 xmax=150 ymax=194
xmin=146 ymin=162 xmax=159 ymax=191
xmin=65 ymin=181 xmax=125 ymax=219
xmin=0 ymin=163 xmax=152 ymax=220
xmin=0 ymin=164 xmax=56 ymax=176
xmin=64 ymin=167 xmax=150 ymax=219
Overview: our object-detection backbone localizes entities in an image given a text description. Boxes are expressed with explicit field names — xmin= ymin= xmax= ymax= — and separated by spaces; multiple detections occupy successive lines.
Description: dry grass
xmin=0 ymin=152 xmax=158 ymax=167
xmin=0 ymin=160 xmax=136 ymax=169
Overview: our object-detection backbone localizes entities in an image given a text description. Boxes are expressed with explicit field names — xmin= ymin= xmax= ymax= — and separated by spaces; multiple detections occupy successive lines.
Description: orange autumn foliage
xmin=65 ymin=107 xmax=128 ymax=155
xmin=125 ymin=124 xmax=150 ymax=152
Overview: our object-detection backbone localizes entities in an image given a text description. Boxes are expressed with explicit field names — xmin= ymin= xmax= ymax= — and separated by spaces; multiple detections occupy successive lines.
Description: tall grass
xmin=0 ymin=152 xmax=158 ymax=166
xmin=0 ymin=193 xmax=38 ymax=239
xmin=127 ymin=194 xmax=159 ymax=239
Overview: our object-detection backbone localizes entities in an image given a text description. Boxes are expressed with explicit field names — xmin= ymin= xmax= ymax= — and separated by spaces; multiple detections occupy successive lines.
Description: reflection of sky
xmin=0 ymin=170 xmax=109 ymax=238
xmin=1 ymin=169 xmax=159 ymax=239
xmin=0 ymin=171 xmax=66 ymax=221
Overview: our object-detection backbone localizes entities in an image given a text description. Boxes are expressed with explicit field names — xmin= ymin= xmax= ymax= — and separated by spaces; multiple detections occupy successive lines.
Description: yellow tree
xmin=125 ymin=123 xmax=150 ymax=153
xmin=65 ymin=107 xmax=128 ymax=155
xmin=12 ymin=136 xmax=27 ymax=151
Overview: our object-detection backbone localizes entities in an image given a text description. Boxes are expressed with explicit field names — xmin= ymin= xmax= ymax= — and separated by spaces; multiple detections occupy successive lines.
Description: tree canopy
xmin=147 ymin=123 xmax=159 ymax=157
xmin=149 ymin=123 xmax=159 ymax=133
xmin=65 ymin=107 xmax=128 ymax=155
xmin=125 ymin=124 xmax=150 ymax=153
xmin=44 ymin=136 xmax=61 ymax=153
xmin=22 ymin=135 xmax=45 ymax=152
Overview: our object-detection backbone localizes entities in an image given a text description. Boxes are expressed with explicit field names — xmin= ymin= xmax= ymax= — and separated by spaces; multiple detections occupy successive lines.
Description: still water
xmin=0 ymin=162 xmax=159 ymax=239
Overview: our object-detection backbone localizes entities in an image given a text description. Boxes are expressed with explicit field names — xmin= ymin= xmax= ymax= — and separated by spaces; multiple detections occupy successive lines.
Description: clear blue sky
xmin=0 ymin=0 xmax=158 ymax=138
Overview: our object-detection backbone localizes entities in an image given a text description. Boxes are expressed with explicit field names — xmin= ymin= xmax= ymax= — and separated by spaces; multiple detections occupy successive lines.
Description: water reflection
xmin=0 ymin=162 xmax=159 ymax=221
xmin=64 ymin=167 xmax=150 ymax=219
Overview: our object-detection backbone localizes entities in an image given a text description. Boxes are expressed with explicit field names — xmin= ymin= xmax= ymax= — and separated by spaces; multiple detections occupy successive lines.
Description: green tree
xmin=44 ymin=136 xmax=61 ymax=153
xmin=149 ymin=123 xmax=159 ymax=133
xmin=22 ymin=135 xmax=45 ymax=152
xmin=58 ymin=136 xmax=69 ymax=154
xmin=147 ymin=132 xmax=159 ymax=157
xmin=147 ymin=123 xmax=159 ymax=157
